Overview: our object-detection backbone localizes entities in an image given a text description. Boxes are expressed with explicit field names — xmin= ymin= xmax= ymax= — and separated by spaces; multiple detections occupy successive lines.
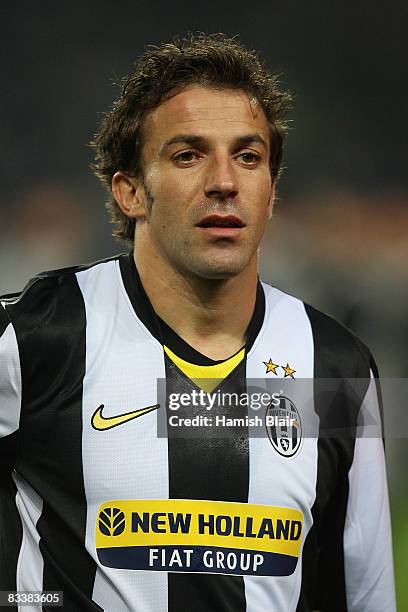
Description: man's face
xmin=136 ymin=85 xmax=274 ymax=279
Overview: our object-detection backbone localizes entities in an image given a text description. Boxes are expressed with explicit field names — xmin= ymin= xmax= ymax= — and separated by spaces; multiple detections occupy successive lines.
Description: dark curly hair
xmin=91 ymin=33 xmax=292 ymax=244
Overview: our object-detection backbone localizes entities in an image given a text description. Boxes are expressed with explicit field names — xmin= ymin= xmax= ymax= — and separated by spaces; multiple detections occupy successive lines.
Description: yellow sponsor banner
xmin=95 ymin=499 xmax=303 ymax=558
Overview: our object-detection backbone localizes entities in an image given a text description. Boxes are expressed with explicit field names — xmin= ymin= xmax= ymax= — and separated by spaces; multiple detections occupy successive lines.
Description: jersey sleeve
xmin=0 ymin=302 xmax=21 ymax=471
xmin=343 ymin=368 xmax=396 ymax=611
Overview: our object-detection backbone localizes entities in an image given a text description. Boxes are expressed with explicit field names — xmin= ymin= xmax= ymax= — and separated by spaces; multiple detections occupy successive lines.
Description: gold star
xmin=263 ymin=358 xmax=279 ymax=375
xmin=283 ymin=363 xmax=296 ymax=379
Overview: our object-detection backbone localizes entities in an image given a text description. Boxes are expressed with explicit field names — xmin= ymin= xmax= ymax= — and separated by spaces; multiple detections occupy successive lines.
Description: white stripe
xmin=245 ymin=286 xmax=317 ymax=611
xmin=12 ymin=471 xmax=44 ymax=612
xmin=77 ymin=260 xmax=168 ymax=612
xmin=0 ymin=318 xmax=21 ymax=437
xmin=344 ymin=372 xmax=396 ymax=611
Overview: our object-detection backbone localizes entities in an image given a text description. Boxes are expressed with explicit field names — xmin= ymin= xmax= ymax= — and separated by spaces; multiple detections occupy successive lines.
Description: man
xmin=0 ymin=34 xmax=395 ymax=611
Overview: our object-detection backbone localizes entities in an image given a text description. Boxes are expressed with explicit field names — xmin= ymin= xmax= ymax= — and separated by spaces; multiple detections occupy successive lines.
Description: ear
xmin=111 ymin=172 xmax=148 ymax=220
xmin=267 ymin=181 xmax=276 ymax=220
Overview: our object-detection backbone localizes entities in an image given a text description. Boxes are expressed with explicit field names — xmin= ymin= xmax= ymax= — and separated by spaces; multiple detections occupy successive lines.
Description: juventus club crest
xmin=266 ymin=396 xmax=302 ymax=458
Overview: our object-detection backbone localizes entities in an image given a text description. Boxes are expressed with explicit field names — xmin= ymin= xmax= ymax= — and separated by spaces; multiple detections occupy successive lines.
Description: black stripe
xmin=166 ymin=358 xmax=248 ymax=612
xmin=0 ymin=475 xmax=21 ymax=612
xmin=0 ymin=304 xmax=19 ymax=475
xmin=370 ymin=354 xmax=386 ymax=448
xmin=9 ymin=274 xmax=102 ymax=611
xmin=297 ymin=305 xmax=371 ymax=612
xmin=0 ymin=435 xmax=22 ymax=609
xmin=0 ymin=306 xmax=22 ymax=606
xmin=0 ymin=429 xmax=19 ymax=475
xmin=0 ymin=303 xmax=10 ymax=336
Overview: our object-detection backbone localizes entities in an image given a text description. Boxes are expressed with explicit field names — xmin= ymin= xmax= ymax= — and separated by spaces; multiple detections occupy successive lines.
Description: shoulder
xmin=304 ymin=301 xmax=373 ymax=378
xmin=1 ymin=254 xmax=124 ymax=325
xmin=0 ymin=254 xmax=126 ymax=386
xmin=261 ymin=282 xmax=373 ymax=378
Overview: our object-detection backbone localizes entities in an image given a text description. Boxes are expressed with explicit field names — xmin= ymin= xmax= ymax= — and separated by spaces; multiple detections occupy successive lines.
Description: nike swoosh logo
xmin=91 ymin=403 xmax=160 ymax=431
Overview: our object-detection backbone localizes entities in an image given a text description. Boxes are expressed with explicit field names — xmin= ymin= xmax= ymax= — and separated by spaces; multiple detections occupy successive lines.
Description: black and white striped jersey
xmin=0 ymin=252 xmax=395 ymax=611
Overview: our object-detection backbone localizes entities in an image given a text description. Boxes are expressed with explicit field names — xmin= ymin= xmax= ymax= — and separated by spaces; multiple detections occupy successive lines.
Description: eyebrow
xmin=235 ymin=134 xmax=268 ymax=149
xmin=160 ymin=133 xmax=268 ymax=154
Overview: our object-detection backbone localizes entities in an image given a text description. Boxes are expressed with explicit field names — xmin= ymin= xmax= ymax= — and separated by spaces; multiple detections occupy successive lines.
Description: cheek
xmin=249 ymin=190 xmax=272 ymax=235
xmin=151 ymin=178 xmax=198 ymax=222
xmin=148 ymin=189 xmax=185 ymax=233
xmin=249 ymin=181 xmax=272 ymax=214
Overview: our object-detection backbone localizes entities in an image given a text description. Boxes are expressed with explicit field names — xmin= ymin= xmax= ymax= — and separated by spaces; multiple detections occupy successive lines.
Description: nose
xmin=204 ymin=155 xmax=238 ymax=200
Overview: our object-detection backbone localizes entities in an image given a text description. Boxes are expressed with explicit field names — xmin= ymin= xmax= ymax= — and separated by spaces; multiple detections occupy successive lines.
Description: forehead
xmin=143 ymin=85 xmax=270 ymax=148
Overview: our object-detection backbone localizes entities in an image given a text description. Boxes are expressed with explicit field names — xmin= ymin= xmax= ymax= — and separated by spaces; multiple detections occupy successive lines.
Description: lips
xmin=196 ymin=214 xmax=245 ymax=228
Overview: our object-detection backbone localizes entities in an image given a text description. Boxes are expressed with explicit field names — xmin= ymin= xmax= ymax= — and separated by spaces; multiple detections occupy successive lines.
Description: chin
xmin=189 ymin=259 xmax=249 ymax=280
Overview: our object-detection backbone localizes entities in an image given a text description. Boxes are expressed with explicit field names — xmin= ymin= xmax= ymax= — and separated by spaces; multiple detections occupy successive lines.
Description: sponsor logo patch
xmin=95 ymin=499 xmax=303 ymax=576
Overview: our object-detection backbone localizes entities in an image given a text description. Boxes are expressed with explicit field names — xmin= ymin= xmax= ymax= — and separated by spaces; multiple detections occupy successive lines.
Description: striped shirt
xmin=0 ymin=252 xmax=395 ymax=611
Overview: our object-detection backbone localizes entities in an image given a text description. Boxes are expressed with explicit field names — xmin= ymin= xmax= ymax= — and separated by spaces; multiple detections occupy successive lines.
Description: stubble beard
xmin=141 ymin=179 xmax=256 ymax=280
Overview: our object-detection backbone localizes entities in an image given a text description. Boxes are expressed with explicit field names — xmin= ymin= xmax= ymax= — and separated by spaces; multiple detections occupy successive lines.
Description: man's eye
xmin=238 ymin=151 xmax=261 ymax=164
xmin=174 ymin=151 xmax=199 ymax=163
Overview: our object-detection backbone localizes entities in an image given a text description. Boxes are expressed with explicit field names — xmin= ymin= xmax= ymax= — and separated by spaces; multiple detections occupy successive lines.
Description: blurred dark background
xmin=1 ymin=1 xmax=407 ymax=605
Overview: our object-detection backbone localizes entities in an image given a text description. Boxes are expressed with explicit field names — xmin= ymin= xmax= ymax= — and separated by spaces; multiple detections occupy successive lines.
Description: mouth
xmin=196 ymin=215 xmax=246 ymax=229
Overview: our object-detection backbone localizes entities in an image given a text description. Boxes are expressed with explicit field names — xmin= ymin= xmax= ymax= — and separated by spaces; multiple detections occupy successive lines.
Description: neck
xmin=134 ymin=245 xmax=258 ymax=361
